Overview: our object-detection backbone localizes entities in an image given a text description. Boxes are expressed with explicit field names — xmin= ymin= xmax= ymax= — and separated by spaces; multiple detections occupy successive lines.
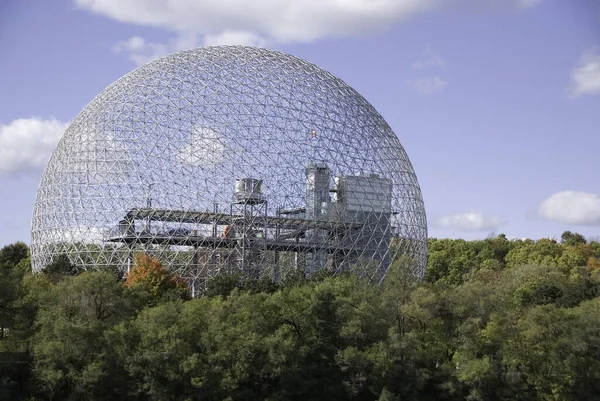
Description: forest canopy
xmin=1 ymin=233 xmax=600 ymax=400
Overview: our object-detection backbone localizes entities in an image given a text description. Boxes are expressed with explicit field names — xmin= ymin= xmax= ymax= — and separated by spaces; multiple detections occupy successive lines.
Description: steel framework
xmin=31 ymin=46 xmax=427 ymax=288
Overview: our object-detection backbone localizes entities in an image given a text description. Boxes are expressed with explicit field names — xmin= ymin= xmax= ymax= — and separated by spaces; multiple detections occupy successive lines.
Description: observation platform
xmin=107 ymin=233 xmax=362 ymax=253
xmin=122 ymin=207 xmax=364 ymax=230
xmin=106 ymin=207 xmax=366 ymax=254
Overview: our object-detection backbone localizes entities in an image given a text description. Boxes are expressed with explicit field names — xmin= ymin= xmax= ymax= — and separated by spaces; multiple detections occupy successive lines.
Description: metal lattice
xmin=31 ymin=46 xmax=427 ymax=288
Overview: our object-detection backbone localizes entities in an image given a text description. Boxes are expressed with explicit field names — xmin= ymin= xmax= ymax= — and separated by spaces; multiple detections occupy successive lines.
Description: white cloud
xmin=75 ymin=0 xmax=544 ymax=64
xmin=433 ymin=212 xmax=506 ymax=231
xmin=569 ymin=47 xmax=600 ymax=97
xmin=113 ymin=33 xmax=202 ymax=65
xmin=47 ymin=226 xmax=107 ymax=244
xmin=412 ymin=43 xmax=444 ymax=70
xmin=412 ymin=76 xmax=447 ymax=94
xmin=538 ymin=191 xmax=600 ymax=225
xmin=115 ymin=31 xmax=268 ymax=65
xmin=506 ymin=236 xmax=529 ymax=241
xmin=411 ymin=44 xmax=446 ymax=94
xmin=204 ymin=30 xmax=268 ymax=47
xmin=64 ymin=132 xmax=134 ymax=185
xmin=75 ymin=0 xmax=437 ymax=43
xmin=0 ymin=118 xmax=69 ymax=175
xmin=178 ymin=126 xmax=226 ymax=167
xmin=113 ymin=35 xmax=147 ymax=52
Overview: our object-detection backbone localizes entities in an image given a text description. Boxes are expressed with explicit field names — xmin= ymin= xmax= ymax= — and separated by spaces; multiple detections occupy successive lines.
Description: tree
xmin=33 ymin=271 xmax=134 ymax=400
xmin=499 ymin=300 xmax=600 ymax=400
xmin=0 ymin=242 xmax=29 ymax=269
xmin=43 ymin=254 xmax=80 ymax=284
xmin=505 ymin=238 xmax=563 ymax=269
xmin=203 ymin=271 xmax=244 ymax=297
xmin=0 ymin=265 xmax=18 ymax=338
xmin=124 ymin=254 xmax=189 ymax=303
xmin=426 ymin=239 xmax=478 ymax=284
xmin=0 ymin=243 xmax=30 ymax=338
xmin=561 ymin=231 xmax=587 ymax=246
xmin=13 ymin=258 xmax=51 ymax=335
xmin=7 ymin=234 xmax=600 ymax=399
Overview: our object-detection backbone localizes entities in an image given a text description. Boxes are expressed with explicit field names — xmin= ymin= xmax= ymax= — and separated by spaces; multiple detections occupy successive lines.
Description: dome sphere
xmin=31 ymin=46 xmax=427 ymax=284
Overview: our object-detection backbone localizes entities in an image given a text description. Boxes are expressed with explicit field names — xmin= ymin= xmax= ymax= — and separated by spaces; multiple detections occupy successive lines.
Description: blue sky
xmin=1 ymin=0 xmax=599 ymax=246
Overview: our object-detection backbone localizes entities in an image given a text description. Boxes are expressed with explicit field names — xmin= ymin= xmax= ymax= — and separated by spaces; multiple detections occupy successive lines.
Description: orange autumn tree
xmin=124 ymin=253 xmax=189 ymax=300
xmin=588 ymin=256 xmax=600 ymax=271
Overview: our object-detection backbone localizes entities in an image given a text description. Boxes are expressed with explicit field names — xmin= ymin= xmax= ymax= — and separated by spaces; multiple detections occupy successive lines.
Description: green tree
xmin=33 ymin=271 xmax=134 ymax=400
xmin=426 ymin=239 xmax=478 ymax=284
xmin=0 ymin=266 xmax=18 ymax=338
xmin=505 ymin=238 xmax=563 ymax=269
xmin=0 ymin=242 xmax=30 ymax=340
xmin=501 ymin=299 xmax=600 ymax=400
xmin=203 ymin=271 xmax=244 ymax=297
xmin=43 ymin=254 xmax=80 ymax=284
xmin=560 ymin=231 xmax=587 ymax=246
xmin=0 ymin=242 xmax=29 ymax=269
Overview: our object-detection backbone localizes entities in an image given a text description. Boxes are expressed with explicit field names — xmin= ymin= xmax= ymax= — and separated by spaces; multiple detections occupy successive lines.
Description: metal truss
xmin=31 ymin=46 xmax=427 ymax=289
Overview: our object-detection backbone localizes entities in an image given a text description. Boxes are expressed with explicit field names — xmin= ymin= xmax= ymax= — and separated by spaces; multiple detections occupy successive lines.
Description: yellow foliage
xmin=587 ymin=257 xmax=600 ymax=271
xmin=124 ymin=253 xmax=188 ymax=297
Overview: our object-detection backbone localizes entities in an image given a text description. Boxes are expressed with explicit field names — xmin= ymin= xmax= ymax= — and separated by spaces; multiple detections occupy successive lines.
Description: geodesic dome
xmin=31 ymin=46 xmax=427 ymax=287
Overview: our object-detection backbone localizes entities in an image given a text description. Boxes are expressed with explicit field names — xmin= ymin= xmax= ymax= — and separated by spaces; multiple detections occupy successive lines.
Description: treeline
xmin=1 ymin=232 xmax=600 ymax=400
xmin=427 ymin=231 xmax=600 ymax=284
